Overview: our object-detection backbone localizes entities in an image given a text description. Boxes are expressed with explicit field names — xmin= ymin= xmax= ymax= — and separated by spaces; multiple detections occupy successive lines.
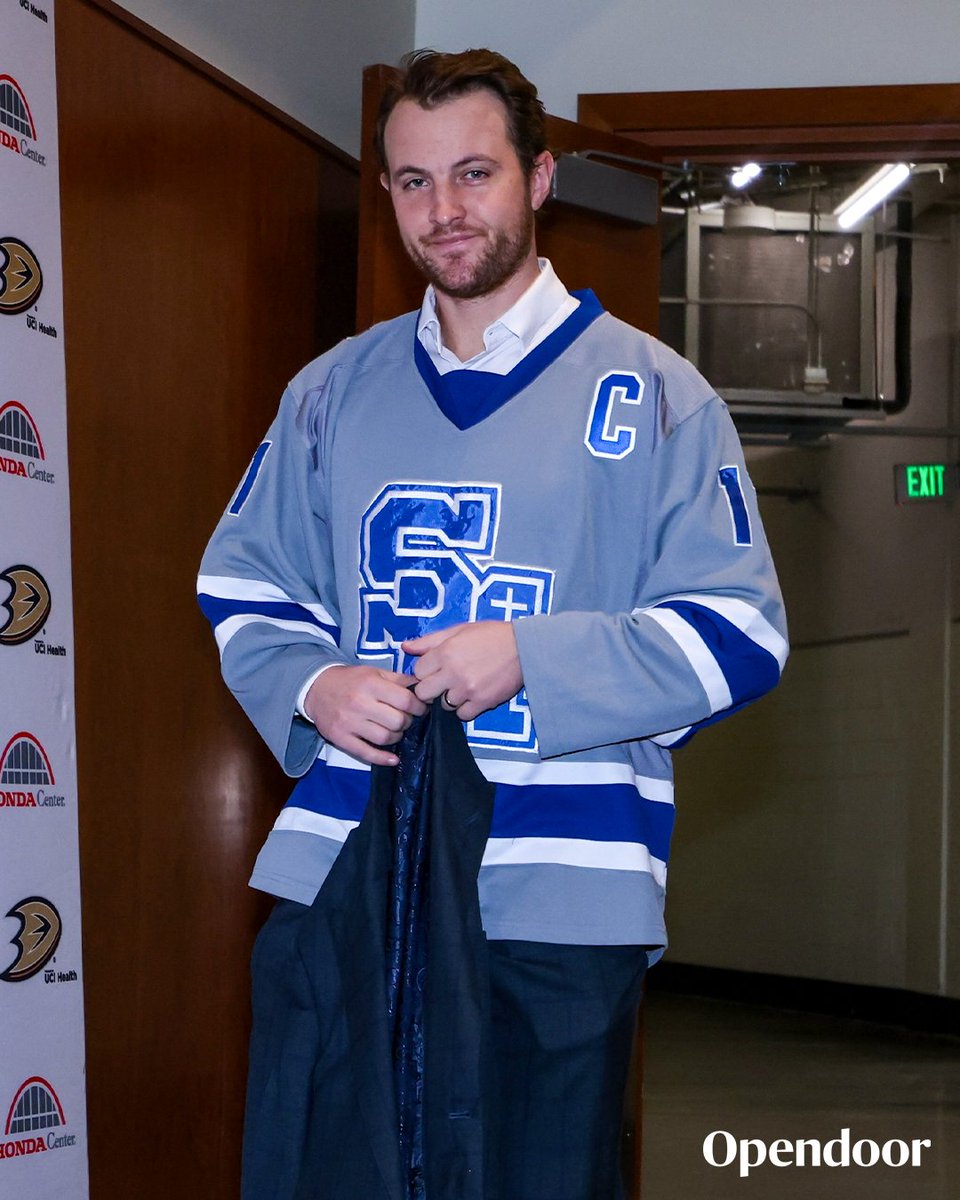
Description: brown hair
xmin=375 ymin=48 xmax=547 ymax=176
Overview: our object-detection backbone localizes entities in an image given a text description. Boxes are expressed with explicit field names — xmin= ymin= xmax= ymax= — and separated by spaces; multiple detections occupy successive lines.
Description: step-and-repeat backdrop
xmin=1 ymin=1 xmax=89 ymax=1195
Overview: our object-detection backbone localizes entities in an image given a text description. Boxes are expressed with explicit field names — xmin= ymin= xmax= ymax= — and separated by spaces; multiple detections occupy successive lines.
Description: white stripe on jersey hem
xmin=321 ymin=745 xmax=372 ymax=771
xmin=639 ymin=606 xmax=732 ymax=712
xmin=197 ymin=573 xmax=336 ymax=626
xmin=272 ymin=808 xmax=358 ymax=841
xmin=481 ymin=837 xmax=666 ymax=887
xmin=271 ymin=812 xmax=668 ymax=885
xmin=318 ymin=745 xmax=674 ymax=803
xmin=659 ymin=592 xmax=788 ymax=668
xmin=475 ymin=758 xmax=674 ymax=803
xmin=215 ymin=614 xmax=337 ymax=656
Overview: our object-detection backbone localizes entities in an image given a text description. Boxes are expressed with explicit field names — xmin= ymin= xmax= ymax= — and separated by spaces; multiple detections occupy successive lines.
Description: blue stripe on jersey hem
xmin=197 ymin=593 xmax=340 ymax=642
xmin=414 ymin=289 xmax=605 ymax=430
xmin=286 ymin=759 xmax=370 ymax=820
xmin=490 ymin=782 xmax=674 ymax=862
xmin=284 ymin=764 xmax=674 ymax=861
xmin=658 ymin=600 xmax=781 ymax=705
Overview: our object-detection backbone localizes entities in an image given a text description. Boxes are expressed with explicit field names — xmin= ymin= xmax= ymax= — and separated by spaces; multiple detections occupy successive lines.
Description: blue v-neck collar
xmin=413 ymin=289 xmax=604 ymax=431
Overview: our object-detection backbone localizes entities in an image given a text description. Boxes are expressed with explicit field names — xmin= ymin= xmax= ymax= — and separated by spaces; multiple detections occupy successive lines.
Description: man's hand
xmin=403 ymin=622 xmax=523 ymax=721
xmin=303 ymin=664 xmax=427 ymax=767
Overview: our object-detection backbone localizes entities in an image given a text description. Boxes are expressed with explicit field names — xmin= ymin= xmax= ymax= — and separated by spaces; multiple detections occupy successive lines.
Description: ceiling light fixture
xmin=731 ymin=162 xmax=762 ymax=189
xmin=723 ymin=204 xmax=777 ymax=232
xmin=833 ymin=162 xmax=911 ymax=229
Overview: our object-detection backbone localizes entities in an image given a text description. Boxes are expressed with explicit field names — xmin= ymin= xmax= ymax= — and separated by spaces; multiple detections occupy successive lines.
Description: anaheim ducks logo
xmin=1 ymin=897 xmax=61 ymax=982
xmin=0 ymin=565 xmax=50 ymax=645
xmin=0 ymin=238 xmax=43 ymax=314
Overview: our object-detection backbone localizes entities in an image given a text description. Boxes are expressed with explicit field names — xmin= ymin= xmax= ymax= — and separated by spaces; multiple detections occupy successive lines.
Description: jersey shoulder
xmin=588 ymin=311 xmax=721 ymax=429
xmin=287 ymin=309 xmax=418 ymax=400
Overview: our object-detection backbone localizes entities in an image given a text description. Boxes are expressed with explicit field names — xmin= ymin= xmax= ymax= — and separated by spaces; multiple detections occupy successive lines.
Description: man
xmin=199 ymin=48 xmax=787 ymax=1200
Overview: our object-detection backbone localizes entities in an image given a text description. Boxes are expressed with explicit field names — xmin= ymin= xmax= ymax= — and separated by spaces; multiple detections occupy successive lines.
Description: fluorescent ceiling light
xmin=833 ymin=162 xmax=910 ymax=229
xmin=731 ymin=162 xmax=762 ymax=189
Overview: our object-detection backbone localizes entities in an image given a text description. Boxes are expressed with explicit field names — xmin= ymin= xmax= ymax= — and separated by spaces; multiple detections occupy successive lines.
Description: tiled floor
xmin=638 ymin=991 xmax=960 ymax=1199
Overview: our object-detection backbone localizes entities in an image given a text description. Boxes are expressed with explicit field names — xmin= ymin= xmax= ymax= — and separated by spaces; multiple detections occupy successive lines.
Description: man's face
xmin=381 ymin=90 xmax=552 ymax=301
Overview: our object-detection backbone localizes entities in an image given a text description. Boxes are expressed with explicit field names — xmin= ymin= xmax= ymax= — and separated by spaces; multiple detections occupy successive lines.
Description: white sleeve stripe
xmin=640 ymin=607 xmax=733 ymax=712
xmin=481 ymin=837 xmax=667 ymax=887
xmin=649 ymin=727 xmax=692 ymax=748
xmin=655 ymin=592 xmax=788 ymax=669
xmin=197 ymin=574 xmax=336 ymax=625
xmin=214 ymin=614 xmax=337 ymax=657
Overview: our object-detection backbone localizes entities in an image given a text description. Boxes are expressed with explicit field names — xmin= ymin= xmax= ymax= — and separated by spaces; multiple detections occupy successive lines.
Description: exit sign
xmin=894 ymin=462 xmax=959 ymax=504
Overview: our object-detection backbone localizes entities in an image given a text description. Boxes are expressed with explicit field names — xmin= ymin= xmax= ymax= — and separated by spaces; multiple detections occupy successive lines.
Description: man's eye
xmin=464 ymin=169 xmax=489 ymax=181
xmin=402 ymin=177 xmax=428 ymax=190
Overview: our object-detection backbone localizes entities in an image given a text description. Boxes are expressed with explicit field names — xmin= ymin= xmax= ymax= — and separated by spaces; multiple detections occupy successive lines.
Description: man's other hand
xmin=304 ymin=665 xmax=428 ymax=767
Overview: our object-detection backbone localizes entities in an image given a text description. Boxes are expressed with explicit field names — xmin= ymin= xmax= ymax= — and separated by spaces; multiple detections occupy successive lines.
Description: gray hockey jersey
xmin=198 ymin=292 xmax=788 ymax=949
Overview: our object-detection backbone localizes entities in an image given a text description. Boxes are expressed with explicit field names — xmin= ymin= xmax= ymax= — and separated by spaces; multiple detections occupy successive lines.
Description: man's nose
xmin=430 ymin=182 xmax=466 ymax=226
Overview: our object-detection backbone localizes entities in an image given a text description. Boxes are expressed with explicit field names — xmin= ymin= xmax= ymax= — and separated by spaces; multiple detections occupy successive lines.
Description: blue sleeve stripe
xmin=653 ymin=592 xmax=787 ymax=668
xmin=228 ymin=440 xmax=272 ymax=516
xmin=287 ymin=759 xmax=370 ymax=820
xmin=197 ymin=593 xmax=340 ymax=642
xmin=658 ymin=599 xmax=781 ymax=708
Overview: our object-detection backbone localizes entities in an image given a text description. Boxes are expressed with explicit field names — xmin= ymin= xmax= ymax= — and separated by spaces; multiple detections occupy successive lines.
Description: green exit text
xmin=894 ymin=462 xmax=959 ymax=505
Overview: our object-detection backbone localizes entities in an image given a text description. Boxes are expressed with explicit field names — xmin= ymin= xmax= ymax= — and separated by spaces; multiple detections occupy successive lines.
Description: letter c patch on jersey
xmin=584 ymin=371 xmax=645 ymax=459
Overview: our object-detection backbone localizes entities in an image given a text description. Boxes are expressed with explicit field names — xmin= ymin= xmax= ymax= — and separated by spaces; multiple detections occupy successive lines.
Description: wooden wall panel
xmin=56 ymin=3 xmax=358 ymax=1196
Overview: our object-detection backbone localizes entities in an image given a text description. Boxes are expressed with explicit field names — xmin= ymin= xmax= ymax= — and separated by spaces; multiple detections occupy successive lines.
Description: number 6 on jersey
xmin=357 ymin=482 xmax=554 ymax=751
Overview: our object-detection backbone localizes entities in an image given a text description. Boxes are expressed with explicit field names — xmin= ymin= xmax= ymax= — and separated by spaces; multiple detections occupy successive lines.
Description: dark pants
xmin=485 ymin=939 xmax=647 ymax=1200
xmin=243 ymin=899 xmax=646 ymax=1200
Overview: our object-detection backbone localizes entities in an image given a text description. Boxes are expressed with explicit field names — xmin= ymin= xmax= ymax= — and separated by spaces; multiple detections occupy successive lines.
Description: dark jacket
xmin=243 ymin=702 xmax=494 ymax=1200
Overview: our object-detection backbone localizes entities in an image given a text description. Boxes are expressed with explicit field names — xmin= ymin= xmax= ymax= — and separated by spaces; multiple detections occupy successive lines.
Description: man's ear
xmin=379 ymin=172 xmax=390 ymax=192
xmin=529 ymin=151 xmax=555 ymax=213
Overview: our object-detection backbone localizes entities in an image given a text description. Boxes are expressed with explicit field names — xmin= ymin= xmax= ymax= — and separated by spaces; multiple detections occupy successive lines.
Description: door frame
xmin=577 ymin=82 xmax=960 ymax=163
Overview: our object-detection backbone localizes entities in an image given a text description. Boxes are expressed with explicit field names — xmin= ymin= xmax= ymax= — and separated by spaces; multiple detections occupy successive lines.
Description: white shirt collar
xmin=417 ymin=259 xmax=576 ymax=371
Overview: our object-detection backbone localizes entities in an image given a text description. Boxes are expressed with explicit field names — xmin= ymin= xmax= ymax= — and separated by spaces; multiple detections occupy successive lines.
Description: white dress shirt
xmin=416 ymin=258 xmax=580 ymax=375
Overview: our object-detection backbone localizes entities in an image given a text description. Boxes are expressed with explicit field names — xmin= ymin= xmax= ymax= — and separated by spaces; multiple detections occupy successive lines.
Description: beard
xmin=406 ymin=202 xmax=536 ymax=300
